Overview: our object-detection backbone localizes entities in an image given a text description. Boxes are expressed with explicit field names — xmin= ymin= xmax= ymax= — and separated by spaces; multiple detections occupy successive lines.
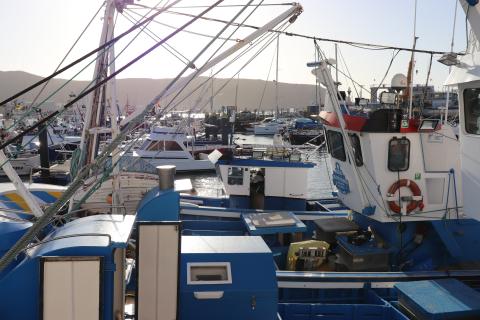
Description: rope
xmin=0 ymin=0 xmax=225 ymax=273
xmin=0 ymin=1 xmax=176 ymax=108
xmin=88 ymin=0 xmax=265 ymax=176
xmin=126 ymin=8 xmax=237 ymax=43
xmin=26 ymin=2 xmax=106 ymax=112
xmin=162 ymin=9 xmax=464 ymax=56
xmin=69 ymin=148 xmax=81 ymax=178
xmin=258 ymin=40 xmax=278 ymax=113
xmin=122 ymin=9 xmax=193 ymax=67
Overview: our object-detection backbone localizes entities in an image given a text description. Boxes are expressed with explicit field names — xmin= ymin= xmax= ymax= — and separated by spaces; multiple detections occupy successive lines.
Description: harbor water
xmin=180 ymin=134 xmax=335 ymax=199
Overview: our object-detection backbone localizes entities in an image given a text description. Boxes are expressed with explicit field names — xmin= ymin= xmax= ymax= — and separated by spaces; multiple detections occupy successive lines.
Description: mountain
xmin=0 ymin=71 xmax=323 ymax=112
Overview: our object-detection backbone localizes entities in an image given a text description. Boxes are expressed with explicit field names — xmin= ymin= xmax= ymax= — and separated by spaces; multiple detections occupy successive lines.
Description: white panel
xmin=284 ymin=168 xmax=308 ymax=198
xmin=43 ymin=259 xmax=100 ymax=320
xmin=425 ymin=178 xmax=445 ymax=205
xmin=138 ymin=224 xmax=179 ymax=320
xmin=421 ymin=133 xmax=448 ymax=172
xmin=220 ymin=165 xmax=250 ymax=196
xmin=265 ymin=167 xmax=285 ymax=197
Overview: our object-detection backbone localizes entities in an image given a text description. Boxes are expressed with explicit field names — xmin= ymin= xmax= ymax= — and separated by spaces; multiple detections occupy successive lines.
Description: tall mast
xmin=78 ymin=0 xmax=117 ymax=169
xmin=76 ymin=0 xmax=125 ymax=213
xmin=407 ymin=0 xmax=418 ymax=119
xmin=275 ymin=35 xmax=280 ymax=117
xmin=445 ymin=0 xmax=459 ymax=124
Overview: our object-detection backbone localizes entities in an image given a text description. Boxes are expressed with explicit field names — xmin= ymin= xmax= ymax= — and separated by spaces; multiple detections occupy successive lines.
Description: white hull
xmin=254 ymin=125 xmax=280 ymax=135
xmin=0 ymin=154 xmax=40 ymax=176
xmin=73 ymin=172 xmax=159 ymax=214
xmin=124 ymin=155 xmax=215 ymax=172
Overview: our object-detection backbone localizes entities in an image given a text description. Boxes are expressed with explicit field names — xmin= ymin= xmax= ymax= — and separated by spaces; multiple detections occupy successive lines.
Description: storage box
xmin=395 ymin=279 xmax=480 ymax=320
xmin=337 ymin=235 xmax=390 ymax=271
xmin=313 ymin=218 xmax=359 ymax=243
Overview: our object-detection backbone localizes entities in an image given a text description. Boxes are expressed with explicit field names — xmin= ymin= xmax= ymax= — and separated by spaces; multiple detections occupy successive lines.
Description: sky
xmin=0 ymin=0 xmax=467 ymax=99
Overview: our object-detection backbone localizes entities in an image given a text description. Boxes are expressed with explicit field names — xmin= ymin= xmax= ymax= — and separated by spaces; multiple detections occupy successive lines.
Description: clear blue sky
xmin=0 ymin=0 xmax=466 ymax=97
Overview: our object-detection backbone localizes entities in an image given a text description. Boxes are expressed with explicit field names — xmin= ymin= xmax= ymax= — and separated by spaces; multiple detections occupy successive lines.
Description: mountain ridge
xmin=0 ymin=70 xmax=323 ymax=112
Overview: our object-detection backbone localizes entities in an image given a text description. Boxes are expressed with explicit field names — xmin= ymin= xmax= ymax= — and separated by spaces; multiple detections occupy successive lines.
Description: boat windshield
xmin=140 ymin=139 xmax=152 ymax=150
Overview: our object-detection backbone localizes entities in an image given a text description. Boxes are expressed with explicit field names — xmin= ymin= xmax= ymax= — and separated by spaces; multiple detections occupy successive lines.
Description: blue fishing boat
xmin=2 ymin=1 xmax=480 ymax=320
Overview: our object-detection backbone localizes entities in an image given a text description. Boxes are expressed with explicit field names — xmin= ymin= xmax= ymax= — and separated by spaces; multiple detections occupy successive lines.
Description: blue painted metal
xmin=137 ymin=186 xmax=180 ymax=221
xmin=467 ymin=0 xmax=479 ymax=6
xmin=361 ymin=206 xmax=376 ymax=215
xmin=395 ymin=279 xmax=480 ymax=319
xmin=0 ymin=216 xmax=32 ymax=275
xmin=431 ymin=220 xmax=462 ymax=258
xmin=264 ymin=196 xmax=306 ymax=211
xmin=0 ymin=214 xmax=134 ymax=320
xmin=278 ymin=290 xmax=408 ymax=320
xmin=332 ymin=162 xmax=350 ymax=194
xmin=180 ymin=236 xmax=278 ymax=320
xmin=229 ymin=195 xmax=250 ymax=209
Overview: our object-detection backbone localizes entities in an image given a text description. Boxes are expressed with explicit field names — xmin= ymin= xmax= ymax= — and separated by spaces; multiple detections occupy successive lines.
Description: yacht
xmin=254 ymin=117 xmax=287 ymax=135
xmin=123 ymin=126 xmax=234 ymax=172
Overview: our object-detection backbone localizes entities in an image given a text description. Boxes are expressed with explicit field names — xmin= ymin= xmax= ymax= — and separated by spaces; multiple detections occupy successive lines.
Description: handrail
xmin=276 ymin=269 xmax=480 ymax=281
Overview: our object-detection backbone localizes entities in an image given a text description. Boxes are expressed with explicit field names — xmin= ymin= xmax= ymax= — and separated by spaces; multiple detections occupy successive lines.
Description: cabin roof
xmin=182 ymin=235 xmax=270 ymax=254
xmin=27 ymin=214 xmax=135 ymax=257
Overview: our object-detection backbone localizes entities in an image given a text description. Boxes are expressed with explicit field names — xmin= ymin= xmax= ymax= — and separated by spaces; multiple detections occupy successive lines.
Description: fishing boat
xmin=2 ymin=1 xmax=480 ymax=320
xmin=285 ymin=118 xmax=324 ymax=145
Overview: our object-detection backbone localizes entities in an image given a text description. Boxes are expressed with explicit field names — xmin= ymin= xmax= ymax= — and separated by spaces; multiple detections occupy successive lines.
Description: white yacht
xmin=253 ymin=117 xmax=287 ymax=135
xmin=124 ymin=126 xmax=233 ymax=172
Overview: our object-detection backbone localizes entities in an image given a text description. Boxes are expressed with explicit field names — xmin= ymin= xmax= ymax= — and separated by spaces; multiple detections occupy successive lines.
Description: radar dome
xmin=391 ymin=73 xmax=407 ymax=90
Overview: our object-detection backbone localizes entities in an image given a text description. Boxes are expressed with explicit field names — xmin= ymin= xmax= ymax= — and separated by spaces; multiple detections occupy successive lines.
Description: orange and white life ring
xmin=386 ymin=179 xmax=424 ymax=214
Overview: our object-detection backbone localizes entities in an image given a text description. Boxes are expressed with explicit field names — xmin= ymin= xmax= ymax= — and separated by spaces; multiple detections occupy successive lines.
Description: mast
xmin=275 ymin=35 xmax=280 ymax=117
xmin=335 ymin=43 xmax=339 ymax=85
xmin=407 ymin=0 xmax=418 ymax=119
xmin=78 ymin=0 xmax=117 ymax=169
xmin=445 ymin=0 xmax=459 ymax=124
xmin=76 ymin=0 xmax=125 ymax=213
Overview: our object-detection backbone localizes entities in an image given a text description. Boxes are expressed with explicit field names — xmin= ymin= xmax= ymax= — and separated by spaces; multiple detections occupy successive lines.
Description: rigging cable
xmin=162 ymin=0 xmax=274 ymax=114
xmin=374 ymin=49 xmax=401 ymax=94
xmin=0 ymin=0 xmax=188 ymax=153
xmin=126 ymin=8 xmax=237 ymax=42
xmin=162 ymin=9 xmax=463 ymax=56
xmin=0 ymin=0 xmax=172 ymax=167
xmin=337 ymin=45 xmax=359 ymax=98
xmin=0 ymin=0 xmax=181 ymax=107
xmin=258 ymin=41 xmax=278 ymax=114
xmin=121 ymin=9 xmax=193 ymax=67
xmin=28 ymin=2 xmax=106 ymax=111
xmin=72 ymin=0 xmax=256 ymax=211
xmin=0 ymin=0 xmax=226 ymax=274
xmin=185 ymin=23 xmax=289 ymax=115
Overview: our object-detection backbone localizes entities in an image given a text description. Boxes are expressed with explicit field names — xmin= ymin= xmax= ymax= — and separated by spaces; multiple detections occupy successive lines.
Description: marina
xmin=1 ymin=1 xmax=480 ymax=320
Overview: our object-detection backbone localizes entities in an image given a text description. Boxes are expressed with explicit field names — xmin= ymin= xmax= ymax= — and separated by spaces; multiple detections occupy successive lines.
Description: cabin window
xmin=227 ymin=167 xmax=244 ymax=185
xmin=326 ymin=130 xmax=346 ymax=161
xmin=164 ymin=141 xmax=183 ymax=151
xmin=463 ymin=88 xmax=480 ymax=134
xmin=147 ymin=141 xmax=164 ymax=151
xmin=187 ymin=262 xmax=232 ymax=285
xmin=349 ymin=134 xmax=363 ymax=166
xmin=140 ymin=139 xmax=152 ymax=150
xmin=388 ymin=137 xmax=410 ymax=171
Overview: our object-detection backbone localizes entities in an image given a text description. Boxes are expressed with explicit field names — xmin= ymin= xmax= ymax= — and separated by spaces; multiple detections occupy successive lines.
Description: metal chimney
xmin=156 ymin=165 xmax=176 ymax=190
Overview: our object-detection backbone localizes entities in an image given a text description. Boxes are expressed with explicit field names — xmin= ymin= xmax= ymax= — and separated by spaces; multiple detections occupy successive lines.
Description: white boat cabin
xmin=217 ymin=149 xmax=314 ymax=211
xmin=320 ymin=107 xmax=462 ymax=223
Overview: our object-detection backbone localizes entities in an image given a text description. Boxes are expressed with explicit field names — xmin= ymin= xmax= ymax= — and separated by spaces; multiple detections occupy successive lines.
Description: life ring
xmin=386 ymin=179 xmax=424 ymax=214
